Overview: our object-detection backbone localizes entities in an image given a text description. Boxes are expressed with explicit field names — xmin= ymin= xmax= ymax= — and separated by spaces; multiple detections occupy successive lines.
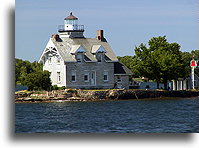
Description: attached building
xmin=39 ymin=12 xmax=132 ymax=89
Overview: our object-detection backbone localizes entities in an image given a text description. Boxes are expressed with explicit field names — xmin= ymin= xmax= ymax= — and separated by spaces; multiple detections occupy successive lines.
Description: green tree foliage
xmin=117 ymin=56 xmax=139 ymax=77
xmin=133 ymin=36 xmax=185 ymax=89
xmin=118 ymin=56 xmax=133 ymax=70
xmin=191 ymin=50 xmax=199 ymax=59
xmin=180 ymin=51 xmax=192 ymax=77
xmin=117 ymin=40 xmax=198 ymax=89
xmin=15 ymin=58 xmax=51 ymax=90
xmin=180 ymin=50 xmax=199 ymax=77
xmin=24 ymin=70 xmax=51 ymax=91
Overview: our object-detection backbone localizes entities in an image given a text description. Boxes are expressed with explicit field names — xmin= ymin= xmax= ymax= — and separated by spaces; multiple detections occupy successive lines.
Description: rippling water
xmin=15 ymin=97 xmax=199 ymax=133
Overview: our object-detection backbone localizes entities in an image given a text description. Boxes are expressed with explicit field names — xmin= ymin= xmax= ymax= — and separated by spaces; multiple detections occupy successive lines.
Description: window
xmin=76 ymin=53 xmax=82 ymax=63
xmin=57 ymin=72 xmax=61 ymax=82
xmin=71 ymin=71 xmax=76 ymax=82
xmin=57 ymin=58 xmax=60 ymax=64
xmin=84 ymin=71 xmax=89 ymax=82
xmin=96 ymin=53 xmax=102 ymax=63
xmin=117 ymin=76 xmax=121 ymax=82
xmin=48 ymin=57 xmax=52 ymax=64
xmin=103 ymin=71 xmax=108 ymax=81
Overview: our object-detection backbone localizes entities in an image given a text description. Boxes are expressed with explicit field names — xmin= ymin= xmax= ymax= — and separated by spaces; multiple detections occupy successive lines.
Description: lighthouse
xmin=58 ymin=12 xmax=84 ymax=38
xmin=39 ymin=12 xmax=133 ymax=89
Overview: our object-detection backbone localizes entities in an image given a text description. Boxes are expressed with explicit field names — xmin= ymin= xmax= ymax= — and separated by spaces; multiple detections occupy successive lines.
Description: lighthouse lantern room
xmin=58 ymin=12 xmax=84 ymax=38
xmin=64 ymin=12 xmax=78 ymax=30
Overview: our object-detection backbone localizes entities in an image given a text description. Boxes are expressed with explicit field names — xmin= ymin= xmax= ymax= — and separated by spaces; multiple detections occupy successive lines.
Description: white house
xmin=39 ymin=12 xmax=132 ymax=89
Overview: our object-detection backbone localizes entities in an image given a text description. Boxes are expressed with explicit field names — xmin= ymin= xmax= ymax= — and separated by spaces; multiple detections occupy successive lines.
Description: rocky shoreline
xmin=15 ymin=89 xmax=199 ymax=103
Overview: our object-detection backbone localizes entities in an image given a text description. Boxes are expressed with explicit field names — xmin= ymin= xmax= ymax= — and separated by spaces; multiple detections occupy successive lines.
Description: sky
xmin=16 ymin=0 xmax=198 ymax=62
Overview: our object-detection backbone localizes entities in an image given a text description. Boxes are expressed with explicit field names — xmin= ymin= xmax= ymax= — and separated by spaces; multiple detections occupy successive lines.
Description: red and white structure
xmin=190 ymin=57 xmax=198 ymax=89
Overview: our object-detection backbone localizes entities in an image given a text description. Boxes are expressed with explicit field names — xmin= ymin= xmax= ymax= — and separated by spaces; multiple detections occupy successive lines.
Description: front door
xmin=91 ymin=71 xmax=96 ymax=85
xmin=117 ymin=76 xmax=122 ymax=88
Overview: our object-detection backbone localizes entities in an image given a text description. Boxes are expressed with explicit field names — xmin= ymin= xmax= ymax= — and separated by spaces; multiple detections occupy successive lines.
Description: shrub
xmin=52 ymin=85 xmax=58 ymax=90
xmin=59 ymin=86 xmax=66 ymax=90
xmin=67 ymin=89 xmax=77 ymax=94
xmin=24 ymin=70 xmax=51 ymax=91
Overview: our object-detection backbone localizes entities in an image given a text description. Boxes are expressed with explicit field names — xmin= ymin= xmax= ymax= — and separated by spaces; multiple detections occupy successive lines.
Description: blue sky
xmin=16 ymin=0 xmax=198 ymax=62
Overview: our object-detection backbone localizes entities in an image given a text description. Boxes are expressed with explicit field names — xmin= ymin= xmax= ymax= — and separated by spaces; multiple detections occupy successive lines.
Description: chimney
xmin=96 ymin=30 xmax=106 ymax=42
xmin=51 ymin=34 xmax=61 ymax=41
xmin=52 ymin=34 xmax=56 ymax=40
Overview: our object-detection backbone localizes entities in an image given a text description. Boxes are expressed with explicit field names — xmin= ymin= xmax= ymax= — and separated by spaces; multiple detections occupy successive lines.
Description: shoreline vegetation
xmin=15 ymin=89 xmax=199 ymax=103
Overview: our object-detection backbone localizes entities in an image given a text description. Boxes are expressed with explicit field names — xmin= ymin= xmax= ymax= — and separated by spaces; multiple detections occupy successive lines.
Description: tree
xmin=133 ymin=36 xmax=186 ymax=89
xmin=191 ymin=50 xmax=199 ymax=59
xmin=180 ymin=51 xmax=192 ymax=77
xmin=118 ymin=56 xmax=134 ymax=70
xmin=24 ymin=70 xmax=51 ymax=91
xmin=15 ymin=58 xmax=51 ymax=90
xmin=117 ymin=56 xmax=139 ymax=77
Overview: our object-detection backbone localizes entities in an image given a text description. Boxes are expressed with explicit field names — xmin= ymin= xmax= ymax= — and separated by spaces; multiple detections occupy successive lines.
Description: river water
xmin=15 ymin=97 xmax=199 ymax=133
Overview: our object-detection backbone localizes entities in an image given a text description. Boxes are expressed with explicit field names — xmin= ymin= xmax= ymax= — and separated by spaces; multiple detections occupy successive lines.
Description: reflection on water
xmin=15 ymin=97 xmax=199 ymax=133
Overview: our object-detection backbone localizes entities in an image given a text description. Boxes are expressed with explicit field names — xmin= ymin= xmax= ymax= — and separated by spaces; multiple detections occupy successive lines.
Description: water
xmin=15 ymin=97 xmax=199 ymax=133
xmin=15 ymin=85 xmax=28 ymax=92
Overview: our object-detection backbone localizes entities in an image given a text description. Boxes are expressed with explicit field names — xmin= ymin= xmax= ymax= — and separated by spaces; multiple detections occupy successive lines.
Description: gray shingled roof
xmin=114 ymin=62 xmax=133 ymax=75
xmin=91 ymin=45 xmax=106 ymax=53
xmin=70 ymin=45 xmax=86 ymax=54
xmin=51 ymin=37 xmax=118 ymax=62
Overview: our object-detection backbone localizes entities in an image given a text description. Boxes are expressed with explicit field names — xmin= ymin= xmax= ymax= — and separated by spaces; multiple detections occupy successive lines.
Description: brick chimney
xmin=51 ymin=34 xmax=62 ymax=42
xmin=96 ymin=30 xmax=106 ymax=42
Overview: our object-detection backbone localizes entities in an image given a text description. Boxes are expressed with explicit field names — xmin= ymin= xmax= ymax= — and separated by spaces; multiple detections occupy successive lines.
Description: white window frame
xmin=117 ymin=75 xmax=122 ymax=82
xmin=57 ymin=72 xmax=61 ymax=83
xmin=71 ymin=70 xmax=76 ymax=82
xmin=103 ymin=71 xmax=108 ymax=82
xmin=48 ymin=57 xmax=52 ymax=64
xmin=84 ymin=71 xmax=89 ymax=82
xmin=76 ymin=53 xmax=83 ymax=63
xmin=96 ymin=53 xmax=103 ymax=63
xmin=57 ymin=57 xmax=61 ymax=64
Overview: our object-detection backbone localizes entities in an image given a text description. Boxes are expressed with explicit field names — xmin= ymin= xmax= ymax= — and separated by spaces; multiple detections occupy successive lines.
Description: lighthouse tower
xmin=58 ymin=12 xmax=84 ymax=38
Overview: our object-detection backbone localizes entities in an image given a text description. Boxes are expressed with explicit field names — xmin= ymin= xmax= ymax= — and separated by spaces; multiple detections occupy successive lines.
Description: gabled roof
xmin=50 ymin=37 xmax=118 ymax=62
xmin=91 ymin=45 xmax=106 ymax=53
xmin=114 ymin=62 xmax=132 ymax=75
xmin=70 ymin=45 xmax=86 ymax=54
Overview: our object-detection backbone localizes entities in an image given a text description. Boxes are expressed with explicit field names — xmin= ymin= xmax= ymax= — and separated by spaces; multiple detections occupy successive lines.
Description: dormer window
xmin=70 ymin=45 xmax=86 ymax=63
xmin=91 ymin=45 xmax=106 ymax=63
xmin=91 ymin=45 xmax=106 ymax=53
xmin=96 ymin=53 xmax=103 ymax=63
xmin=76 ymin=53 xmax=82 ymax=63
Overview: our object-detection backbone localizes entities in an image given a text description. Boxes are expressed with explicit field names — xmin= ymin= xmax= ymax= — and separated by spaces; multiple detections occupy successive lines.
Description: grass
xmin=15 ymin=90 xmax=32 ymax=94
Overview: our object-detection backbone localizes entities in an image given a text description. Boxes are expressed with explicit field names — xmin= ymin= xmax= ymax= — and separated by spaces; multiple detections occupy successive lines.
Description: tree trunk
xmin=157 ymin=80 xmax=160 ymax=89
xmin=163 ymin=79 xmax=168 ymax=90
